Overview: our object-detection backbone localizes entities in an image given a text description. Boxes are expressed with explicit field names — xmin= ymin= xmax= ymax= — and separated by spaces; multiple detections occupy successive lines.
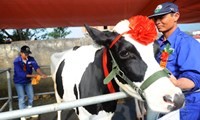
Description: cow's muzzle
xmin=163 ymin=93 xmax=185 ymax=111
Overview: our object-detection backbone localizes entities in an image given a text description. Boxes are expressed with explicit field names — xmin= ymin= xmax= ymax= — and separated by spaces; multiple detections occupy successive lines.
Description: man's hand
xmin=169 ymin=75 xmax=195 ymax=91
xmin=41 ymin=74 xmax=47 ymax=78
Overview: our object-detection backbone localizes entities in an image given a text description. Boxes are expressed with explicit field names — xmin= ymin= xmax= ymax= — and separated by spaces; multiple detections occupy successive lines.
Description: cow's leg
xmin=54 ymin=85 xmax=62 ymax=120
xmin=52 ymin=59 xmax=66 ymax=120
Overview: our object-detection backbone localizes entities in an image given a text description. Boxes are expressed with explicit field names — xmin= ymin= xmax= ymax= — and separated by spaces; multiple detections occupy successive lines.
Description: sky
xmin=65 ymin=27 xmax=85 ymax=38
xmin=67 ymin=23 xmax=200 ymax=38
xmin=5 ymin=23 xmax=200 ymax=39
xmin=178 ymin=23 xmax=200 ymax=32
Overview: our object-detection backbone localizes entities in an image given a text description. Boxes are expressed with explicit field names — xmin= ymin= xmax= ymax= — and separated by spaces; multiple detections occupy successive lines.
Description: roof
xmin=0 ymin=0 xmax=200 ymax=29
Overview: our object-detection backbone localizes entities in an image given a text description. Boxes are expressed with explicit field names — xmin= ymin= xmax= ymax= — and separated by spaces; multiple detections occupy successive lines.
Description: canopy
xmin=0 ymin=0 xmax=200 ymax=29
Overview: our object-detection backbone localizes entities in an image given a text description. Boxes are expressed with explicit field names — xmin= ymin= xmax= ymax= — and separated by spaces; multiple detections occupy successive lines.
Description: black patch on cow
xmin=111 ymin=39 xmax=147 ymax=84
xmin=56 ymin=59 xmax=65 ymax=99
xmin=73 ymin=84 xmax=79 ymax=115
xmin=79 ymin=49 xmax=118 ymax=114
xmin=73 ymin=46 xmax=80 ymax=50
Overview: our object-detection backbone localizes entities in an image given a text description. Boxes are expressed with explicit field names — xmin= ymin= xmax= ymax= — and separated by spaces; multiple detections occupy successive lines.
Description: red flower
xmin=128 ymin=15 xmax=157 ymax=45
xmin=160 ymin=51 xmax=169 ymax=61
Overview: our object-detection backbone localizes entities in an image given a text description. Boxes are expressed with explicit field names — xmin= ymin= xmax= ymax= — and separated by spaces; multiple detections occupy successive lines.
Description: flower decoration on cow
xmin=128 ymin=15 xmax=157 ymax=45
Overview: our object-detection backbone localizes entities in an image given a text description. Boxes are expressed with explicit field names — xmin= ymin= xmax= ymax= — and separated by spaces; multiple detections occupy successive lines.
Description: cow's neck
xmin=78 ymin=49 xmax=118 ymax=114
xmin=79 ymin=49 xmax=119 ymax=97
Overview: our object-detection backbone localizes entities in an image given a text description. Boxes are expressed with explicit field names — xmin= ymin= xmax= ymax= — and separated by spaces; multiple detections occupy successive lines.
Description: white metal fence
xmin=0 ymin=66 xmax=54 ymax=112
xmin=0 ymin=67 xmax=131 ymax=119
xmin=0 ymin=68 xmax=12 ymax=112
xmin=0 ymin=92 xmax=129 ymax=120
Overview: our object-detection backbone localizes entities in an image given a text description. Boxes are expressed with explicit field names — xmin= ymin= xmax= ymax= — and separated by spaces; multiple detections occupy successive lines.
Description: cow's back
xmin=50 ymin=50 xmax=67 ymax=76
xmin=50 ymin=45 xmax=101 ymax=101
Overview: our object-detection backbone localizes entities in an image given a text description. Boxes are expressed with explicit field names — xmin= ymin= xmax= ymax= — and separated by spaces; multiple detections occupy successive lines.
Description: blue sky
xmin=67 ymin=23 xmax=200 ymax=38
xmin=178 ymin=23 xmax=200 ymax=32
xmin=4 ymin=23 xmax=199 ymax=39
xmin=66 ymin=27 xmax=85 ymax=38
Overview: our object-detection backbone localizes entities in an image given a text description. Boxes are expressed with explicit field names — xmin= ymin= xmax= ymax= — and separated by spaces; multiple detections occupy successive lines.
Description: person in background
xmin=148 ymin=2 xmax=200 ymax=120
xmin=13 ymin=45 xmax=47 ymax=120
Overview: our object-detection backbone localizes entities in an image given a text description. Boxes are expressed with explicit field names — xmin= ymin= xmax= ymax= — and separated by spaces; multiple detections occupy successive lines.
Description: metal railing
xmin=0 ymin=66 xmax=54 ymax=112
xmin=0 ymin=92 xmax=129 ymax=120
xmin=0 ymin=68 xmax=12 ymax=112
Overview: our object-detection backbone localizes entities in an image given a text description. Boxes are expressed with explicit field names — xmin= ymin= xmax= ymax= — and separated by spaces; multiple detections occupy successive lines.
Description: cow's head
xmin=85 ymin=15 xmax=184 ymax=113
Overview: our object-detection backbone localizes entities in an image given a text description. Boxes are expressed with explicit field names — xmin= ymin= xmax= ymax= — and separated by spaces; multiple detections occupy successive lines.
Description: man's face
xmin=21 ymin=52 xmax=29 ymax=60
xmin=152 ymin=13 xmax=179 ymax=33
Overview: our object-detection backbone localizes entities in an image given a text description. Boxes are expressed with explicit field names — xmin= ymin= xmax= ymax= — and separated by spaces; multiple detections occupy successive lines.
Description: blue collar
xmin=158 ymin=27 xmax=180 ymax=47
xmin=167 ymin=27 xmax=180 ymax=47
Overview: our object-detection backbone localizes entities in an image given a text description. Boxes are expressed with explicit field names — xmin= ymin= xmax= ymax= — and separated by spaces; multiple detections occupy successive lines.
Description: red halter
xmin=102 ymin=32 xmax=127 ymax=93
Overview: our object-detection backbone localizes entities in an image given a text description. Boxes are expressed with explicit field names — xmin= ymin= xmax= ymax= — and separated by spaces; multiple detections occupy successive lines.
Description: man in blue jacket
xmin=148 ymin=2 xmax=200 ymax=120
xmin=13 ymin=45 xmax=47 ymax=119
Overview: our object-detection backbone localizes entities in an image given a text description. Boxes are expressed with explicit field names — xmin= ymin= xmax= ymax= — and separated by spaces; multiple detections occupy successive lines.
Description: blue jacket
xmin=156 ymin=28 xmax=200 ymax=119
xmin=13 ymin=55 xmax=40 ymax=84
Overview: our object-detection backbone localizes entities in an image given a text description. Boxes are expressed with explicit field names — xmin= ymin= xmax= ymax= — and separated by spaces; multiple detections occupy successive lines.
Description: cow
xmin=50 ymin=15 xmax=185 ymax=120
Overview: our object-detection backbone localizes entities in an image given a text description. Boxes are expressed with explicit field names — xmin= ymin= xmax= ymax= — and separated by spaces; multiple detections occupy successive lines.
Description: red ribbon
xmin=102 ymin=32 xmax=127 ymax=93
xmin=103 ymin=48 xmax=115 ymax=93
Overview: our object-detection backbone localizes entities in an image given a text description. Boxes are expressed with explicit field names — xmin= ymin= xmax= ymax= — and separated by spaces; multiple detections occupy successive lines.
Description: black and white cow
xmin=51 ymin=16 xmax=184 ymax=120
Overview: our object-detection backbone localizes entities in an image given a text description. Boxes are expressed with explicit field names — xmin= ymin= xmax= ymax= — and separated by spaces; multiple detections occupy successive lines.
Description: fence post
xmin=6 ymin=68 xmax=13 ymax=111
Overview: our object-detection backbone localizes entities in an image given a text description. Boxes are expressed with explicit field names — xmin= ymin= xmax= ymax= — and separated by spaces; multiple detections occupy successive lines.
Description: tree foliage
xmin=48 ymin=27 xmax=71 ymax=39
xmin=0 ymin=27 xmax=71 ymax=44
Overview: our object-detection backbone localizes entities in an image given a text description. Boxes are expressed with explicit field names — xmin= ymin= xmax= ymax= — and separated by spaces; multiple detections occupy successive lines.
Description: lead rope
xmin=114 ymin=76 xmax=143 ymax=101
xmin=114 ymin=76 xmax=145 ymax=120
xmin=134 ymin=99 xmax=146 ymax=120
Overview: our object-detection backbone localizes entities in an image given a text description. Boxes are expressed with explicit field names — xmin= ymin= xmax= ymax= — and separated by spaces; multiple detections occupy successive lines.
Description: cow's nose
xmin=173 ymin=93 xmax=185 ymax=110
xmin=163 ymin=95 xmax=172 ymax=103
xmin=163 ymin=93 xmax=185 ymax=111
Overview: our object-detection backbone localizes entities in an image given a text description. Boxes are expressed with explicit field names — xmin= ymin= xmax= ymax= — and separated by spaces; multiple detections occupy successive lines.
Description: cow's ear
xmin=84 ymin=24 xmax=112 ymax=47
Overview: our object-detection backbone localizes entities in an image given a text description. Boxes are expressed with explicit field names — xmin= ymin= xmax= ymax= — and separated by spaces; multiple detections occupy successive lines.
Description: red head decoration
xmin=128 ymin=15 xmax=157 ymax=45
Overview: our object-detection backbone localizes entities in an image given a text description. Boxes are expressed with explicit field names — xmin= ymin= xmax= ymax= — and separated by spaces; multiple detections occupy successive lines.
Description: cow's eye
xmin=119 ymin=50 xmax=129 ymax=58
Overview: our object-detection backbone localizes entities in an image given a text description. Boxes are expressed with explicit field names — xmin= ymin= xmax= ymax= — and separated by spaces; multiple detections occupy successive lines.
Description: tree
xmin=0 ymin=27 xmax=71 ymax=44
xmin=0 ymin=32 xmax=6 ymax=44
xmin=48 ymin=27 xmax=71 ymax=39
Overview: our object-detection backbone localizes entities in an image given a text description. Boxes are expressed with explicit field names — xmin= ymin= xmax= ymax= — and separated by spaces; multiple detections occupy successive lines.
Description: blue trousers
xmin=15 ymin=83 xmax=34 ymax=109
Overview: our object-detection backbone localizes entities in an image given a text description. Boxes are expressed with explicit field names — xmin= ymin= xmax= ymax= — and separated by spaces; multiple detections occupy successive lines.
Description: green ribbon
xmin=103 ymin=66 xmax=118 ymax=84
xmin=140 ymin=68 xmax=171 ymax=90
